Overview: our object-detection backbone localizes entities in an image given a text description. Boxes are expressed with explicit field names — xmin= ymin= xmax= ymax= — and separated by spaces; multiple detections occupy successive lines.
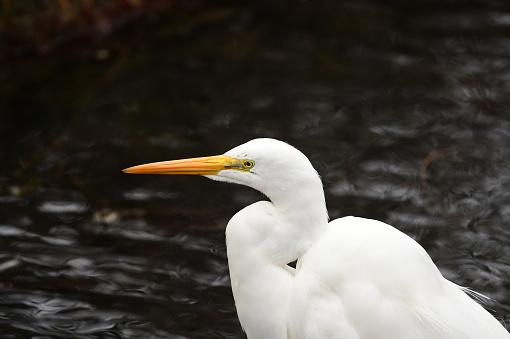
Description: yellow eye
xmin=243 ymin=160 xmax=255 ymax=169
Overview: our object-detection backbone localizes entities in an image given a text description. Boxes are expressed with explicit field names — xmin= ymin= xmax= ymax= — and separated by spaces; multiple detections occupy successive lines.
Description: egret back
xmin=288 ymin=216 xmax=510 ymax=339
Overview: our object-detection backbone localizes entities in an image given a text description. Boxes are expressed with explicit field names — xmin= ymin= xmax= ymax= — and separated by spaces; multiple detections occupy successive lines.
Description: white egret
xmin=124 ymin=138 xmax=509 ymax=339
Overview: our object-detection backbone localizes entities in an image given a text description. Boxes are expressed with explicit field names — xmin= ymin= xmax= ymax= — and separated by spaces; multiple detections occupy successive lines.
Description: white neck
xmin=225 ymin=176 xmax=329 ymax=338
xmin=265 ymin=171 xmax=329 ymax=264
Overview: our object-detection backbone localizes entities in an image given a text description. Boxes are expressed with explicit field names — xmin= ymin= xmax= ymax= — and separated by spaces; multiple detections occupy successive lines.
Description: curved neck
xmin=224 ymin=170 xmax=328 ymax=338
xmin=266 ymin=173 xmax=329 ymax=262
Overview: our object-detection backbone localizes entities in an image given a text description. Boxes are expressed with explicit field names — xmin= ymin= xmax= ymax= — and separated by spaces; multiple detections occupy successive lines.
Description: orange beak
xmin=123 ymin=155 xmax=236 ymax=176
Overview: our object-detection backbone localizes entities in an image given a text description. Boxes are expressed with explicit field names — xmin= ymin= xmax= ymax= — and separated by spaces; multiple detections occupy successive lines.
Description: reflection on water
xmin=1 ymin=0 xmax=510 ymax=337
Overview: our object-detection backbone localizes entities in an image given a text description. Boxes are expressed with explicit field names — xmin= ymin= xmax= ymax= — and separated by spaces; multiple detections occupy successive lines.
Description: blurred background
xmin=1 ymin=0 xmax=510 ymax=337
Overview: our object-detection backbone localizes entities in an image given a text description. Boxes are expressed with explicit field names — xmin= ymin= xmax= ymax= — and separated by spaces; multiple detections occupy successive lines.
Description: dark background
xmin=1 ymin=0 xmax=510 ymax=337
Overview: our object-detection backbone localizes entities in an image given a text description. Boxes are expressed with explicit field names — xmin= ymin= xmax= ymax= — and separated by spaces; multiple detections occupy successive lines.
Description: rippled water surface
xmin=1 ymin=0 xmax=510 ymax=337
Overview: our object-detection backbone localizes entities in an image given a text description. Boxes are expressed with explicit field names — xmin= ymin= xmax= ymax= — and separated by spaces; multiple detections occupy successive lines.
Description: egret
xmin=124 ymin=138 xmax=509 ymax=339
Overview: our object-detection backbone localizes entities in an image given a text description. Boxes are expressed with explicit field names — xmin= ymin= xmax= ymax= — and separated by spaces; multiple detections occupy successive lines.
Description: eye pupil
xmin=243 ymin=160 xmax=254 ymax=168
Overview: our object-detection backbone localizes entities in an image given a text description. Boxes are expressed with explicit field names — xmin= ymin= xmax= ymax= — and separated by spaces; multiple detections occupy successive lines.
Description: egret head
xmin=123 ymin=138 xmax=324 ymax=207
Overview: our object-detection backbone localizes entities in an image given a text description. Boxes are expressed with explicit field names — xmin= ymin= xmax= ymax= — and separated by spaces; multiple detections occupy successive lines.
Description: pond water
xmin=1 ymin=0 xmax=510 ymax=337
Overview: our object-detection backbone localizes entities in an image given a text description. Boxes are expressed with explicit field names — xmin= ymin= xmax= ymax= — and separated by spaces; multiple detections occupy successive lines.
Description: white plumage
xmin=124 ymin=138 xmax=509 ymax=339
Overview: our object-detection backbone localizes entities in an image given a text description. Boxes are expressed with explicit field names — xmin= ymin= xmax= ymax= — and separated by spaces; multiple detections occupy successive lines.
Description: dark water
xmin=1 ymin=0 xmax=510 ymax=337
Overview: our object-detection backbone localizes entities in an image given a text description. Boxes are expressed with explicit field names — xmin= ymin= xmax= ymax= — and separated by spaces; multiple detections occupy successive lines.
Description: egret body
xmin=124 ymin=138 xmax=509 ymax=339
